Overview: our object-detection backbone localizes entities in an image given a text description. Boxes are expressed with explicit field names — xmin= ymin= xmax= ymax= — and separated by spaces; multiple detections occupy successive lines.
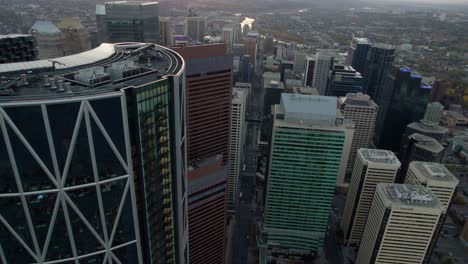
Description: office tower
xmin=263 ymin=33 xmax=274 ymax=55
xmin=313 ymin=50 xmax=337 ymax=95
xmin=293 ymin=51 xmax=307 ymax=74
xmin=406 ymin=162 xmax=458 ymax=212
xmin=243 ymin=38 xmax=257 ymax=66
xmin=374 ymin=67 xmax=432 ymax=151
xmin=431 ymin=80 xmax=444 ymax=102
xmin=356 ymin=184 xmax=444 ymax=264
xmin=401 ymin=102 xmax=448 ymax=156
xmin=258 ymin=94 xmax=354 ymax=259
xmin=346 ymin=37 xmax=371 ymax=74
xmin=239 ymin=55 xmax=252 ymax=83
xmin=172 ymin=44 xmax=232 ymax=163
xmin=329 ymin=65 xmax=363 ymax=97
xmin=399 ymin=133 xmax=444 ymax=181
xmin=339 ymin=93 xmax=378 ymax=172
xmin=222 ymin=26 xmax=234 ymax=52
xmin=96 ymin=1 xmax=160 ymax=44
xmin=304 ymin=56 xmax=316 ymax=87
xmin=186 ymin=16 xmax=206 ymax=42
xmin=187 ymin=155 xmax=227 ymax=264
xmin=174 ymin=23 xmax=185 ymax=36
xmin=228 ymin=88 xmax=247 ymax=210
xmin=29 ymin=21 xmax=66 ymax=59
xmin=341 ymin=149 xmax=400 ymax=246
xmin=56 ymin=18 xmax=91 ymax=55
xmin=0 ymin=43 xmax=188 ymax=264
xmin=234 ymin=24 xmax=242 ymax=43
xmin=160 ymin=17 xmax=173 ymax=46
xmin=0 ymin=34 xmax=37 ymax=63
xmin=172 ymin=44 xmax=231 ymax=264
xmin=362 ymin=43 xmax=395 ymax=99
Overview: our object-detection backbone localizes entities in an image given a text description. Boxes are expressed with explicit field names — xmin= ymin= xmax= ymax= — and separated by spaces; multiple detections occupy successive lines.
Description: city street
xmin=231 ymin=47 xmax=265 ymax=264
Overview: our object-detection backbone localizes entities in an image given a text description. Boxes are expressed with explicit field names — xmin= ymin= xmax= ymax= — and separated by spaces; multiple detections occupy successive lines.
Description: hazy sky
xmin=379 ymin=0 xmax=468 ymax=4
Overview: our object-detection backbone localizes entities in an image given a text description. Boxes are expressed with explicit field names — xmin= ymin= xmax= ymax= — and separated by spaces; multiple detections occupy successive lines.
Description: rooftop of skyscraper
xmin=353 ymin=37 xmax=372 ymax=45
xmin=277 ymin=93 xmax=351 ymax=127
xmin=380 ymin=183 xmax=443 ymax=209
xmin=409 ymin=133 xmax=445 ymax=153
xmin=359 ymin=149 xmax=400 ymax=165
xmin=0 ymin=43 xmax=183 ymax=101
xmin=340 ymin=92 xmax=378 ymax=107
xmin=410 ymin=162 xmax=459 ymax=184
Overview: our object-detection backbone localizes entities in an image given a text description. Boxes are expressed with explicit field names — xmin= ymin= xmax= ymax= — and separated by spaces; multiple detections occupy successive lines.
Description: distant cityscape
xmin=0 ymin=0 xmax=467 ymax=264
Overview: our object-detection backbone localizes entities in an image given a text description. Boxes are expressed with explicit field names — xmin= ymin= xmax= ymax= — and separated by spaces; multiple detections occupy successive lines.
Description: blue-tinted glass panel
xmin=112 ymin=242 xmax=138 ymax=264
xmin=27 ymin=192 xmax=58 ymax=247
xmin=45 ymin=206 xmax=74 ymax=261
xmin=0 ymin=196 xmax=35 ymax=262
xmin=66 ymin=186 xmax=104 ymax=241
xmin=89 ymin=97 xmax=126 ymax=158
xmin=47 ymin=102 xmax=81 ymax=174
xmin=101 ymin=178 xmax=127 ymax=236
xmin=91 ymin=118 xmax=126 ymax=181
xmin=3 ymin=106 xmax=53 ymax=177
xmin=65 ymin=122 xmax=94 ymax=187
xmin=6 ymin=125 xmax=56 ymax=192
xmin=0 ymin=128 xmax=16 ymax=193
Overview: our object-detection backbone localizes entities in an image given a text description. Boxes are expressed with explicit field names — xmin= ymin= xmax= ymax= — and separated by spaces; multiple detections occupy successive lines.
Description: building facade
xmin=356 ymin=184 xmax=444 ymax=264
xmin=172 ymin=43 xmax=232 ymax=264
xmin=29 ymin=21 xmax=67 ymax=59
xmin=304 ymin=56 xmax=316 ymax=87
xmin=186 ymin=16 xmax=206 ymax=43
xmin=362 ymin=43 xmax=395 ymax=99
xmin=340 ymin=149 xmax=400 ymax=246
xmin=0 ymin=43 xmax=188 ymax=264
xmin=399 ymin=133 xmax=444 ymax=181
xmin=0 ymin=34 xmax=37 ymax=63
xmin=96 ymin=1 xmax=160 ymax=44
xmin=187 ymin=156 xmax=227 ymax=264
xmin=329 ymin=65 xmax=363 ymax=97
xmin=56 ymin=18 xmax=91 ymax=55
xmin=339 ymin=93 xmax=378 ymax=173
xmin=313 ymin=50 xmax=337 ymax=95
xmin=228 ymin=88 xmax=247 ymax=210
xmin=259 ymin=94 xmax=353 ymax=260
xmin=346 ymin=37 xmax=372 ymax=75
xmin=374 ymin=66 xmax=432 ymax=151
xmin=405 ymin=162 xmax=459 ymax=263
xmin=172 ymin=44 xmax=232 ymax=164
xmin=160 ymin=17 xmax=173 ymax=47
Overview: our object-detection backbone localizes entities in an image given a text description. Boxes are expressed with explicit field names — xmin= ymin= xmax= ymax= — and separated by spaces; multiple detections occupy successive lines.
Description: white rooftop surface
xmin=359 ymin=149 xmax=400 ymax=166
xmin=411 ymin=162 xmax=459 ymax=184
xmin=354 ymin=37 xmax=372 ymax=45
xmin=380 ymin=183 xmax=443 ymax=209
xmin=280 ymin=94 xmax=338 ymax=125
xmin=0 ymin=43 xmax=115 ymax=74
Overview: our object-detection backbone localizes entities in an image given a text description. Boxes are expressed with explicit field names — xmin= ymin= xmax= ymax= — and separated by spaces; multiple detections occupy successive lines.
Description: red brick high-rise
xmin=173 ymin=44 xmax=232 ymax=164
xmin=172 ymin=44 xmax=232 ymax=264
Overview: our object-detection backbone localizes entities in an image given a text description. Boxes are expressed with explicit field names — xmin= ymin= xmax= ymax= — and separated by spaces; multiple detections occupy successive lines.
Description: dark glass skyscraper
xmin=374 ymin=66 xmax=432 ymax=152
xmin=96 ymin=1 xmax=160 ymax=44
xmin=0 ymin=43 xmax=188 ymax=264
xmin=346 ymin=37 xmax=371 ymax=75
xmin=362 ymin=43 xmax=395 ymax=99
xmin=329 ymin=65 xmax=363 ymax=97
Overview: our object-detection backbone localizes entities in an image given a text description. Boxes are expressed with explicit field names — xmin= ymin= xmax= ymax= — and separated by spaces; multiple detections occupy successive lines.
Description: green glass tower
xmin=258 ymin=94 xmax=354 ymax=262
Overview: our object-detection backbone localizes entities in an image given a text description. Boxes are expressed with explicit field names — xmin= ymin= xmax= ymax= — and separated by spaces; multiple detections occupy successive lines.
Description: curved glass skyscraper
xmin=0 ymin=43 xmax=188 ymax=264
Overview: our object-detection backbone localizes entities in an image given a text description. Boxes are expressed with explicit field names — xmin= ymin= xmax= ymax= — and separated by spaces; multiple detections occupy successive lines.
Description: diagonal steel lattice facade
xmin=0 ymin=92 xmax=143 ymax=264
